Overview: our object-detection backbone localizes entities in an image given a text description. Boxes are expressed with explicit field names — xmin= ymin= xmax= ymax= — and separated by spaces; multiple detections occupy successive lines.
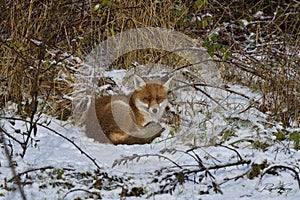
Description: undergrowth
xmin=1 ymin=0 xmax=299 ymax=125
xmin=0 ymin=0 xmax=299 ymax=198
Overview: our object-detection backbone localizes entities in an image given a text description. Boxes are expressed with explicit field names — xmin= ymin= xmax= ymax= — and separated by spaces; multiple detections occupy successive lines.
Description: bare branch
xmin=0 ymin=117 xmax=102 ymax=170
xmin=1 ymin=131 xmax=27 ymax=200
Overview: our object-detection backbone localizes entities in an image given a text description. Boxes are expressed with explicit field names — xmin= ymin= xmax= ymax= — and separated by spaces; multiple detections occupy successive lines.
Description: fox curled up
xmin=95 ymin=75 xmax=171 ymax=145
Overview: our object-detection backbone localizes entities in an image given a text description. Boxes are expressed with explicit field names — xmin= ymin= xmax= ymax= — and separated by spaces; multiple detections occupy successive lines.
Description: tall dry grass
xmin=0 ymin=0 xmax=191 ymax=119
xmin=204 ymin=0 xmax=300 ymax=126
xmin=0 ymin=0 xmax=299 ymax=127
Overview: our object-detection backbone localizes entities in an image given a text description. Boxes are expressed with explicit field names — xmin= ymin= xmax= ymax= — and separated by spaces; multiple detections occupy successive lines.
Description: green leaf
xmin=102 ymin=0 xmax=112 ymax=7
xmin=195 ymin=0 xmax=208 ymax=10
xmin=221 ymin=47 xmax=232 ymax=60
xmin=207 ymin=45 xmax=215 ymax=57
xmin=202 ymin=39 xmax=210 ymax=48
xmin=222 ymin=130 xmax=233 ymax=141
xmin=289 ymin=132 xmax=300 ymax=149
xmin=168 ymin=130 xmax=175 ymax=137
xmin=274 ymin=132 xmax=286 ymax=141
xmin=210 ymin=33 xmax=218 ymax=42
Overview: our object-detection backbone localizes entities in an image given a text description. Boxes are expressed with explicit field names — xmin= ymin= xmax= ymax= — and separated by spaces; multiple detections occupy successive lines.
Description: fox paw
xmin=143 ymin=121 xmax=164 ymax=134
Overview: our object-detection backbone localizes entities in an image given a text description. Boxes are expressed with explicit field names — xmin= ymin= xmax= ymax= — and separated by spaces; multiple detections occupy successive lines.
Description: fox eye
xmin=156 ymin=97 xmax=162 ymax=102
xmin=143 ymin=97 xmax=151 ymax=102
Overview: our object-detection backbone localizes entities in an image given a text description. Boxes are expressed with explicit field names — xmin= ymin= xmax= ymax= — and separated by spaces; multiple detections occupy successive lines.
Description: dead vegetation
xmin=1 ymin=1 xmax=299 ymax=199
xmin=0 ymin=0 xmax=299 ymax=126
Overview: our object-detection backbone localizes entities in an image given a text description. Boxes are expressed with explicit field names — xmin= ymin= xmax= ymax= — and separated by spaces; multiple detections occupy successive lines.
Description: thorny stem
xmin=113 ymin=153 xmax=183 ymax=169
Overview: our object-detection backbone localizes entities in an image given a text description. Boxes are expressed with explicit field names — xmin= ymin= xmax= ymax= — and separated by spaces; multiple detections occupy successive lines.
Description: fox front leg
xmin=111 ymin=122 xmax=164 ymax=145
xmin=131 ymin=122 xmax=164 ymax=139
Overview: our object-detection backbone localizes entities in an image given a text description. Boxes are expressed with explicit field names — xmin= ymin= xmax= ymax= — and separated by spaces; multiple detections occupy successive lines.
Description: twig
xmin=63 ymin=188 xmax=100 ymax=199
xmin=172 ymin=79 xmax=226 ymax=110
xmin=149 ymin=156 xmax=250 ymax=197
xmin=218 ymin=144 xmax=243 ymax=161
xmin=219 ymin=170 xmax=251 ymax=185
xmin=0 ymin=117 xmax=102 ymax=170
xmin=1 ymin=131 xmax=27 ymax=200
xmin=204 ymin=159 xmax=251 ymax=172
xmin=260 ymin=165 xmax=300 ymax=189
xmin=113 ymin=153 xmax=183 ymax=169
xmin=172 ymin=78 xmax=262 ymax=114
xmin=0 ymin=126 xmax=23 ymax=146
xmin=7 ymin=166 xmax=75 ymax=183
xmin=185 ymin=146 xmax=222 ymax=163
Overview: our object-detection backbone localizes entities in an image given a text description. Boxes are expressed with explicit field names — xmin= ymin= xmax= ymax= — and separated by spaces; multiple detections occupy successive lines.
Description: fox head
xmin=131 ymin=75 xmax=171 ymax=124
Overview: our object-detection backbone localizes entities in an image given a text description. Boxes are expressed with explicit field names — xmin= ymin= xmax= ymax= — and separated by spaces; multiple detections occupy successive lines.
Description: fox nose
xmin=152 ymin=108 xmax=158 ymax=113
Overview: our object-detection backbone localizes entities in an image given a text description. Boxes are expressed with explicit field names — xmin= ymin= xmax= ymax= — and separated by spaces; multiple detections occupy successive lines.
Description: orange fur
xmin=95 ymin=76 xmax=171 ymax=145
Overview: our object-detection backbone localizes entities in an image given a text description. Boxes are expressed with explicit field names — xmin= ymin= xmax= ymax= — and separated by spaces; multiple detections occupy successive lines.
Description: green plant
xmin=202 ymin=33 xmax=231 ymax=60
xmin=289 ymin=132 xmax=300 ymax=150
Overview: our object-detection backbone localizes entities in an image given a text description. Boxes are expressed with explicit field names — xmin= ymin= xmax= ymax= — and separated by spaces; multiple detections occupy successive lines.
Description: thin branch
xmin=193 ymin=85 xmax=226 ymax=110
xmin=172 ymin=79 xmax=226 ymax=110
xmin=185 ymin=146 xmax=222 ymax=163
xmin=0 ymin=117 xmax=102 ymax=170
xmin=63 ymin=188 xmax=100 ymax=200
xmin=219 ymin=170 xmax=251 ymax=185
xmin=1 ymin=131 xmax=27 ymax=200
xmin=218 ymin=144 xmax=243 ymax=161
xmin=113 ymin=153 xmax=183 ymax=169
xmin=260 ymin=165 xmax=300 ymax=189
xmin=7 ymin=166 xmax=75 ymax=183
xmin=0 ymin=126 xmax=23 ymax=146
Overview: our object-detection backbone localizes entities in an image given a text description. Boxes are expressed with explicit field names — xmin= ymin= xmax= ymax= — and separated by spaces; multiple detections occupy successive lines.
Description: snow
xmin=30 ymin=39 xmax=42 ymax=46
xmin=1 ymin=70 xmax=300 ymax=199
xmin=241 ymin=19 xmax=249 ymax=27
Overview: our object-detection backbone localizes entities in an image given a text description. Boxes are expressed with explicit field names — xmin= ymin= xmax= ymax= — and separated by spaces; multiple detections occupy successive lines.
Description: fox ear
xmin=134 ymin=75 xmax=146 ymax=89
xmin=163 ymin=77 xmax=173 ymax=90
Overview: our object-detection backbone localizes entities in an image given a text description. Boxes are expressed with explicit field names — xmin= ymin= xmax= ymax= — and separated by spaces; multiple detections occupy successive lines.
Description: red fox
xmin=95 ymin=75 xmax=171 ymax=145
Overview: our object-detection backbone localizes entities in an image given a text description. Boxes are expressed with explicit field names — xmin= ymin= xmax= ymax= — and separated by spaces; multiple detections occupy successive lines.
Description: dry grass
xmin=0 ymin=0 xmax=299 ymax=126
xmin=205 ymin=0 xmax=300 ymax=126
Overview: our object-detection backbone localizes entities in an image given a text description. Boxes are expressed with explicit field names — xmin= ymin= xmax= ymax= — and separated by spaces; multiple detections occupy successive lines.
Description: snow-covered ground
xmin=1 ymin=70 xmax=300 ymax=199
